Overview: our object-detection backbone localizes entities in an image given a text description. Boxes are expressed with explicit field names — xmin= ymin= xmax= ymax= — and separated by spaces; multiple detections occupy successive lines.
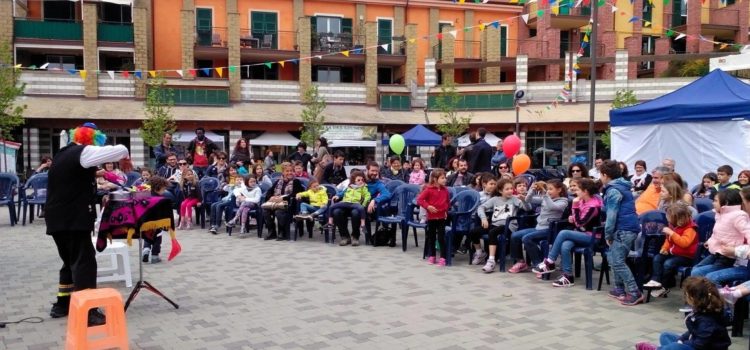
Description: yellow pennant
xmin=14 ymin=64 xmax=22 ymax=69
xmin=216 ymin=67 xmax=223 ymax=77
xmin=409 ymin=38 xmax=416 ymax=43
xmin=79 ymin=70 xmax=87 ymax=80
xmin=583 ymin=34 xmax=589 ymax=42
xmin=552 ymin=5 xmax=559 ymax=14
xmin=479 ymin=23 xmax=486 ymax=31
xmin=341 ymin=50 xmax=350 ymax=57
xmin=148 ymin=70 xmax=157 ymax=78
xmin=720 ymin=43 xmax=728 ymax=49
xmin=278 ymin=61 xmax=285 ymax=68
xmin=459 ymin=0 xmax=465 ymax=2
xmin=644 ymin=20 xmax=651 ymax=27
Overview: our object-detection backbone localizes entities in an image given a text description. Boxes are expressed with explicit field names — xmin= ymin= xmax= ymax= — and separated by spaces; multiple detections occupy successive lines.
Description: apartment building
xmin=2 ymin=0 xmax=745 ymax=172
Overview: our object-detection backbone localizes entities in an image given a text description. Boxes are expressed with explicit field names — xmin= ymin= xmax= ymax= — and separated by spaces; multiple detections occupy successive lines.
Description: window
xmin=575 ymin=131 xmax=608 ymax=164
xmin=642 ymin=3 xmax=652 ymax=26
xmin=241 ymin=65 xmax=278 ymax=80
xmin=316 ymin=16 xmax=342 ymax=34
xmin=377 ymin=19 xmax=393 ymax=54
xmin=251 ymin=11 xmax=278 ymax=49
xmin=500 ymin=26 xmax=508 ymax=57
xmin=640 ymin=36 xmax=656 ymax=70
xmin=46 ymin=55 xmax=76 ymax=70
xmin=316 ymin=66 xmax=341 ymax=83
xmin=378 ymin=67 xmax=393 ymax=84
xmin=526 ymin=131 xmax=563 ymax=168
xmin=44 ymin=1 xmax=76 ymax=21
xmin=99 ymin=3 xmax=131 ymax=23
xmin=560 ymin=30 xmax=571 ymax=58
xmin=196 ymin=8 xmax=213 ymax=46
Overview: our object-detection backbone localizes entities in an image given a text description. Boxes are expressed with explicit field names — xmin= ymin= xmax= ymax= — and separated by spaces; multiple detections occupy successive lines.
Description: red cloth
xmin=192 ymin=140 xmax=209 ymax=167
xmin=417 ymin=185 xmax=450 ymax=220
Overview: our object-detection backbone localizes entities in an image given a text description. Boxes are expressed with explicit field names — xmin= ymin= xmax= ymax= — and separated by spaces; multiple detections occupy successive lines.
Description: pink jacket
xmin=409 ymin=170 xmax=425 ymax=185
xmin=706 ymin=205 xmax=750 ymax=255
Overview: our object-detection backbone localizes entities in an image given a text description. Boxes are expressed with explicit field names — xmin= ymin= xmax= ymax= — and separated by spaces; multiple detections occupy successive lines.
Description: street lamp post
xmin=514 ymin=90 xmax=525 ymax=135
xmin=587 ymin=0 xmax=599 ymax=169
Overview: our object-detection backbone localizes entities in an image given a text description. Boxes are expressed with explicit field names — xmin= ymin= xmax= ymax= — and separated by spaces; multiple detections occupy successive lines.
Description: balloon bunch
xmin=502 ymin=135 xmax=530 ymax=175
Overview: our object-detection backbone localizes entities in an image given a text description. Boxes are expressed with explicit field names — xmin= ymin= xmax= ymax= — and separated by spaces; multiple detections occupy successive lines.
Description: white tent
xmin=456 ymin=132 xmax=502 ymax=147
xmin=171 ymin=130 xmax=226 ymax=154
xmin=251 ymin=132 xmax=300 ymax=146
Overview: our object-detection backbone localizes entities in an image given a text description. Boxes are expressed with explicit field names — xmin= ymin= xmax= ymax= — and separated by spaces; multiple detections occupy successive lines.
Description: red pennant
xmin=168 ymin=238 xmax=182 ymax=261
xmin=122 ymin=71 xmax=129 ymax=78
xmin=582 ymin=0 xmax=590 ymax=5
xmin=436 ymin=33 xmax=443 ymax=40
xmin=188 ymin=69 xmax=197 ymax=77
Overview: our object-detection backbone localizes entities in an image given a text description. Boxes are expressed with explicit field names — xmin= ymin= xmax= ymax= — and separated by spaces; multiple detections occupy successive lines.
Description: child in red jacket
xmin=643 ymin=203 xmax=699 ymax=298
xmin=417 ymin=169 xmax=451 ymax=266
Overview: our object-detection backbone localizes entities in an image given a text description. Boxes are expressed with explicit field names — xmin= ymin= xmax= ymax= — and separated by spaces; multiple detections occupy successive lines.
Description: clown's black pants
xmin=52 ymin=231 xmax=97 ymax=302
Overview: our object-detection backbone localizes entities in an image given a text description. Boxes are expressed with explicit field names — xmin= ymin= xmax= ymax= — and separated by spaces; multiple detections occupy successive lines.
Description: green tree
xmin=435 ymin=82 xmax=471 ymax=137
xmin=0 ymin=42 xmax=26 ymax=141
xmin=299 ymin=85 xmax=327 ymax=146
xmin=140 ymin=74 xmax=176 ymax=147
xmin=602 ymin=89 xmax=638 ymax=149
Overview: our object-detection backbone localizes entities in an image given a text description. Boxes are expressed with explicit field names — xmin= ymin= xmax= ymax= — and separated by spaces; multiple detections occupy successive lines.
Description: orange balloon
xmin=512 ymin=154 xmax=531 ymax=175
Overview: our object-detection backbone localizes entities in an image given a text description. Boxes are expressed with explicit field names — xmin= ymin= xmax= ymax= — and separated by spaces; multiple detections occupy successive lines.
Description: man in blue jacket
xmin=600 ymin=159 xmax=643 ymax=306
xmin=332 ymin=161 xmax=392 ymax=246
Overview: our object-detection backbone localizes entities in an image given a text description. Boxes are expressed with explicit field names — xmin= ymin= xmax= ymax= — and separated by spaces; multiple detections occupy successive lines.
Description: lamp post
xmin=514 ymin=90 xmax=525 ymax=135
xmin=587 ymin=0 xmax=599 ymax=168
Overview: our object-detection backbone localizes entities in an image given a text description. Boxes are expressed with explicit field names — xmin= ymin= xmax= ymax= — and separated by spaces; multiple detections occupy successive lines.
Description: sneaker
xmin=209 ymin=226 xmax=218 ymax=235
xmin=351 ymin=239 xmax=360 ymax=247
xmin=532 ymin=260 xmax=556 ymax=274
xmin=87 ymin=308 xmax=106 ymax=327
xmin=339 ymin=239 xmax=351 ymax=246
xmin=437 ymin=258 xmax=447 ymax=267
xmin=678 ymin=305 xmax=693 ymax=313
xmin=239 ymin=226 xmax=246 ymax=235
xmin=508 ymin=261 xmax=529 ymax=274
xmin=248 ymin=218 xmax=257 ymax=227
xmin=150 ymin=256 xmax=162 ymax=264
xmin=608 ymin=288 xmax=626 ymax=301
xmin=472 ymin=251 xmax=487 ymax=265
xmin=482 ymin=259 xmax=497 ymax=273
xmin=293 ymin=214 xmax=308 ymax=221
xmin=635 ymin=342 xmax=658 ymax=350
xmin=427 ymin=256 xmax=436 ymax=264
xmin=621 ymin=293 xmax=645 ymax=306
xmin=50 ymin=302 xmax=69 ymax=318
xmin=141 ymin=247 xmax=151 ymax=263
xmin=552 ymin=275 xmax=575 ymax=288
xmin=650 ymin=287 xmax=670 ymax=298
xmin=719 ymin=286 xmax=739 ymax=305
xmin=643 ymin=280 xmax=662 ymax=288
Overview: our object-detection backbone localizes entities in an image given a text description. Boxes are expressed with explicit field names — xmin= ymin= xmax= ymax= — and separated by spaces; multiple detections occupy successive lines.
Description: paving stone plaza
xmin=1 ymin=211 xmax=748 ymax=349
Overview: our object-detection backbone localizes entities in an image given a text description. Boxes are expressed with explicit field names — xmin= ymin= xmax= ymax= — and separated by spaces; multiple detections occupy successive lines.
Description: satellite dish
xmin=514 ymin=90 xmax=525 ymax=100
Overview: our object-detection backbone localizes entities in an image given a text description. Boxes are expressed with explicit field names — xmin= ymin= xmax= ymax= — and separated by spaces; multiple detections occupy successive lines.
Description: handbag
xmin=261 ymin=200 xmax=288 ymax=210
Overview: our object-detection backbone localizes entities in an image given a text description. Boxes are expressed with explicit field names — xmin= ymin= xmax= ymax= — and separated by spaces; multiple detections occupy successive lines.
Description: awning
xmin=329 ymin=140 xmax=377 ymax=147
xmin=251 ymin=132 xmax=300 ymax=146
xmin=171 ymin=130 xmax=224 ymax=143
xmin=456 ymin=132 xmax=502 ymax=147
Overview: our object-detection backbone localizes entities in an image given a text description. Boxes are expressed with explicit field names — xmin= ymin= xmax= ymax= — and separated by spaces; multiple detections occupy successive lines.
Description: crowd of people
xmin=63 ymin=126 xmax=750 ymax=348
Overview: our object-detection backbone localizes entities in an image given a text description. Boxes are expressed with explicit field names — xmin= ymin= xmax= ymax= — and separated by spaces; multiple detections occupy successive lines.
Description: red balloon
xmin=512 ymin=154 xmax=531 ymax=175
xmin=503 ymin=134 xmax=521 ymax=158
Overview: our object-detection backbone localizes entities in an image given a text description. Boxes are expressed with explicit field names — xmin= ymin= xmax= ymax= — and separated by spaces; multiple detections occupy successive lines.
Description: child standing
xmin=226 ymin=176 xmax=262 ymax=235
xmin=643 ymin=203 xmax=698 ymax=298
xmin=417 ymin=169 xmax=450 ymax=266
xmin=470 ymin=178 xmax=529 ymax=273
xmin=635 ymin=276 xmax=731 ymax=350
xmin=599 ymin=160 xmax=643 ymax=306
xmin=178 ymin=170 xmax=201 ymax=230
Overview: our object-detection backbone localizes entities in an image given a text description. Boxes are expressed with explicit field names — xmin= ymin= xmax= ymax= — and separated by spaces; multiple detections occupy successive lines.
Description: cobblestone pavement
xmin=1 ymin=212 xmax=748 ymax=350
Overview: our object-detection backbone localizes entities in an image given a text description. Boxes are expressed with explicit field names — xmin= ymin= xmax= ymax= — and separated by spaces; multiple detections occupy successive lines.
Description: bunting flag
xmin=315 ymin=55 xmax=323 ymax=59
xmin=341 ymin=50 xmax=350 ymax=57
xmin=134 ymin=70 xmax=142 ymax=79
xmin=628 ymin=16 xmax=640 ymax=23
xmin=289 ymin=59 xmax=298 ymax=64
xmin=277 ymin=61 xmax=285 ymax=68
xmin=611 ymin=5 xmax=618 ymax=12
xmin=448 ymin=30 xmax=458 ymax=38
xmin=644 ymin=20 xmax=651 ymax=27
xmin=675 ymin=33 xmax=686 ymax=40
xmin=264 ymin=62 xmax=273 ymax=69
xmin=491 ymin=21 xmax=500 ymax=29
xmin=176 ymin=69 xmax=184 ymax=78
xmin=551 ymin=5 xmax=559 ymax=15
xmin=216 ymin=67 xmax=223 ymax=77
xmin=575 ymin=0 xmax=583 ymax=7
xmin=720 ymin=43 xmax=728 ymax=49
xmin=436 ymin=33 xmax=444 ymax=40
xmin=14 ymin=64 xmax=22 ymax=69
xmin=521 ymin=14 xmax=530 ymax=24
xmin=228 ymin=66 xmax=237 ymax=73
xmin=666 ymin=29 xmax=675 ymax=37
xmin=199 ymin=68 xmax=209 ymax=76
xmin=583 ymin=34 xmax=589 ymax=43
xmin=598 ymin=0 xmax=605 ymax=6
xmin=188 ymin=69 xmax=197 ymax=77
xmin=122 ymin=71 xmax=130 ymax=78
xmin=107 ymin=70 xmax=115 ymax=80
xmin=79 ymin=70 xmax=87 ymax=81
xmin=67 ymin=69 xmax=77 ymax=76
xmin=479 ymin=23 xmax=486 ymax=31
xmin=536 ymin=9 xmax=544 ymax=17
xmin=380 ymin=43 xmax=390 ymax=51
xmin=408 ymin=38 xmax=416 ymax=43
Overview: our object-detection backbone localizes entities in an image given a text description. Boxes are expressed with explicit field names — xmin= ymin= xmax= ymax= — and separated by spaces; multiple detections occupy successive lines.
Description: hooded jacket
xmin=661 ymin=222 xmax=698 ymax=258
xmin=571 ymin=195 xmax=603 ymax=234
xmin=603 ymin=177 xmax=640 ymax=240
xmin=706 ymin=205 xmax=750 ymax=255
xmin=679 ymin=310 xmax=731 ymax=350
xmin=417 ymin=185 xmax=450 ymax=220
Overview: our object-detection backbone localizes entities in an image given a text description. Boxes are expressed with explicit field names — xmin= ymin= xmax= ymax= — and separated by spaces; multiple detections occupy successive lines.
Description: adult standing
xmin=153 ymin=132 xmax=178 ymax=170
xmin=323 ymin=151 xmax=348 ymax=185
xmin=311 ymin=137 xmax=329 ymax=170
xmin=230 ymin=138 xmax=253 ymax=170
xmin=287 ymin=142 xmax=312 ymax=173
xmin=187 ymin=127 xmax=218 ymax=179
xmin=589 ymin=157 xmax=604 ymax=180
xmin=432 ymin=134 xmax=456 ymax=170
xmin=46 ymin=123 xmax=130 ymax=324
xmin=468 ymin=128 xmax=492 ymax=174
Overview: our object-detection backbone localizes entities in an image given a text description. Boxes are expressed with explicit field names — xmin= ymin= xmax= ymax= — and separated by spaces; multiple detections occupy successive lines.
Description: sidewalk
xmin=0 ymin=213 xmax=747 ymax=349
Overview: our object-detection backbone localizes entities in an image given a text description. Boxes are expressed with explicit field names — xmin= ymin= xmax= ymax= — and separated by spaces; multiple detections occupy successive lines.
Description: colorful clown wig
xmin=69 ymin=122 xmax=107 ymax=146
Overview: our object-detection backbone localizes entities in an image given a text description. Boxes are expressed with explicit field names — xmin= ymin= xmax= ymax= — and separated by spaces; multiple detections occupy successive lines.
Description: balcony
xmin=19 ymin=71 xmax=84 ymax=96
xmin=312 ymin=33 xmax=365 ymax=53
xmin=195 ymin=27 xmax=227 ymax=47
xmin=672 ymin=4 xmax=742 ymax=40
xmin=97 ymin=22 xmax=134 ymax=43
xmin=524 ymin=2 xmax=592 ymax=29
xmin=432 ymin=41 xmax=482 ymax=61
xmin=14 ymin=18 xmax=82 ymax=41
xmin=240 ymin=30 xmax=299 ymax=62
xmin=314 ymin=82 xmax=367 ymax=104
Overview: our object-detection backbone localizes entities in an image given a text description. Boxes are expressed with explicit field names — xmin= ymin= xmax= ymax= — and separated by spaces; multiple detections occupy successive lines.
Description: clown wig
xmin=69 ymin=123 xmax=107 ymax=146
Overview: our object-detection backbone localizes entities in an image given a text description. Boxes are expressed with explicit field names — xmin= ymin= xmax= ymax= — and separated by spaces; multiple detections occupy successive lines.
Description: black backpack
xmin=373 ymin=225 xmax=395 ymax=247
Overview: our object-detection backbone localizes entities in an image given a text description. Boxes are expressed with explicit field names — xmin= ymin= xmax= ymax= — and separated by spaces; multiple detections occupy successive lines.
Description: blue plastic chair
xmin=677 ymin=210 xmax=715 ymax=287
xmin=0 ymin=173 xmax=20 ymax=226
xmin=694 ymin=198 xmax=713 ymax=214
xmin=517 ymin=174 xmax=535 ymax=188
xmin=295 ymin=177 xmax=310 ymax=189
xmin=21 ymin=173 xmax=48 ymax=225
xmin=376 ymin=184 xmax=416 ymax=252
xmin=197 ymin=177 xmax=221 ymax=229
xmin=125 ymin=171 xmax=141 ymax=187
xmin=632 ymin=210 xmax=668 ymax=287
xmin=443 ymin=190 xmax=480 ymax=266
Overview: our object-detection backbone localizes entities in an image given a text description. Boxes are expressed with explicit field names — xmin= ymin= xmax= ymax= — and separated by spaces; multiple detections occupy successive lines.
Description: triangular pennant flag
xmin=536 ymin=9 xmax=544 ymax=17
xmin=148 ymin=70 xmax=156 ymax=78
xmin=663 ymin=0 xmax=669 ymax=4
xmin=408 ymin=38 xmax=416 ymax=44
xmin=628 ymin=16 xmax=639 ymax=23
xmin=216 ymin=67 xmax=223 ymax=77
xmin=380 ymin=43 xmax=390 ymax=51
xmin=528 ymin=0 xmax=537 ymax=3
xmin=176 ymin=69 xmax=184 ymax=77
xmin=228 ymin=66 xmax=237 ymax=73
xmin=122 ymin=71 xmax=130 ymax=78
xmin=720 ymin=43 xmax=728 ymax=49
xmin=644 ymin=20 xmax=651 ymax=27
xmin=597 ymin=0 xmax=605 ymax=5
xmin=510 ymin=0 xmax=519 ymax=3
xmin=448 ymin=30 xmax=457 ymax=38
xmin=491 ymin=21 xmax=500 ymax=29
xmin=277 ymin=61 xmax=285 ymax=68
xmin=188 ymin=69 xmax=197 ymax=77
xmin=552 ymin=5 xmax=559 ymax=15
xmin=264 ymin=62 xmax=273 ymax=69
xmin=341 ymin=50 xmax=350 ymax=57
xmin=315 ymin=55 xmax=323 ymax=59
xmin=289 ymin=59 xmax=298 ymax=64
xmin=200 ymin=68 xmax=210 ymax=76
xmin=479 ymin=23 xmax=486 ymax=31
xmin=575 ymin=0 xmax=583 ymax=6
xmin=459 ymin=0 xmax=465 ymax=2
xmin=464 ymin=27 xmax=471 ymax=32
xmin=666 ymin=29 xmax=674 ymax=37
xmin=581 ymin=42 xmax=589 ymax=49
xmin=521 ymin=14 xmax=530 ymax=24
xmin=107 ymin=70 xmax=115 ymax=80
xmin=134 ymin=70 xmax=142 ymax=79
xmin=436 ymin=33 xmax=443 ymax=40
xmin=79 ymin=70 xmax=87 ymax=80
xmin=611 ymin=5 xmax=618 ymax=12
xmin=675 ymin=33 xmax=686 ymax=40
xmin=67 ymin=69 xmax=77 ymax=76
xmin=14 ymin=64 xmax=22 ymax=69
xmin=519 ymin=0 xmax=526 ymax=4
xmin=483 ymin=0 xmax=489 ymax=2
xmin=583 ymin=34 xmax=589 ymax=42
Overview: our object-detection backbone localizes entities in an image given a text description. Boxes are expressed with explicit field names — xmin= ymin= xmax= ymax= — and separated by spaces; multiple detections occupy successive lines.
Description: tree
xmin=435 ymin=82 xmax=471 ymax=138
xmin=140 ymin=74 xmax=176 ymax=147
xmin=602 ymin=89 xmax=638 ymax=149
xmin=0 ymin=42 xmax=26 ymax=141
xmin=299 ymin=85 xmax=326 ymax=146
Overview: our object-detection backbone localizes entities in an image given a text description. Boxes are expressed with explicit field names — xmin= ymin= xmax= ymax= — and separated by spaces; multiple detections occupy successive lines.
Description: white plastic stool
xmin=92 ymin=238 xmax=133 ymax=288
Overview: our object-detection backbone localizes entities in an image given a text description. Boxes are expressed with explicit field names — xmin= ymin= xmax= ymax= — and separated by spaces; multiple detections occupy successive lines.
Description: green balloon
xmin=389 ymin=134 xmax=405 ymax=155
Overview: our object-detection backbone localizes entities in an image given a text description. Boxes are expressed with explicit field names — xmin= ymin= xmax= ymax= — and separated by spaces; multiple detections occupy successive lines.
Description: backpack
xmin=373 ymin=225 xmax=396 ymax=247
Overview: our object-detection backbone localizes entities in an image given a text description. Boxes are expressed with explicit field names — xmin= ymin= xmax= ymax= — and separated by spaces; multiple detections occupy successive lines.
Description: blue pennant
xmin=201 ymin=68 xmax=211 ymax=76
xmin=134 ymin=70 xmax=142 ymax=79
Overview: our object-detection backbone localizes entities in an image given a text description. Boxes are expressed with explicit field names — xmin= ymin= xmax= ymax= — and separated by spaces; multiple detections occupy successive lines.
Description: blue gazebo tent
xmin=382 ymin=124 xmax=441 ymax=146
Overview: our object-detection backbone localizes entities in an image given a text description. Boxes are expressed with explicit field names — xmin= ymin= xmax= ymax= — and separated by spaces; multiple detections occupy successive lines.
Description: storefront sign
xmin=322 ymin=125 xmax=377 ymax=141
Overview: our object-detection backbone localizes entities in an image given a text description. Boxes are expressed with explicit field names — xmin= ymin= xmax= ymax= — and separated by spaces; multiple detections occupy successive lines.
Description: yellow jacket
xmin=298 ymin=187 xmax=329 ymax=207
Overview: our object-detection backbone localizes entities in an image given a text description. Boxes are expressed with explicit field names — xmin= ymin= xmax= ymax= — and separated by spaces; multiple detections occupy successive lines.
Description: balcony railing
xmin=98 ymin=22 xmax=133 ymax=42
xmin=196 ymin=27 xmax=227 ymax=47
xmin=14 ymin=18 xmax=83 ymax=40
xmin=707 ymin=6 xmax=739 ymax=26
xmin=240 ymin=29 xmax=297 ymax=51
xmin=454 ymin=40 xmax=482 ymax=59
xmin=312 ymin=33 xmax=365 ymax=53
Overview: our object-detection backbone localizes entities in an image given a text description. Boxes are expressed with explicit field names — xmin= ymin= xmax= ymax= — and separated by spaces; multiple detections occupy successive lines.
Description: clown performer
xmin=45 ymin=123 xmax=130 ymax=325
